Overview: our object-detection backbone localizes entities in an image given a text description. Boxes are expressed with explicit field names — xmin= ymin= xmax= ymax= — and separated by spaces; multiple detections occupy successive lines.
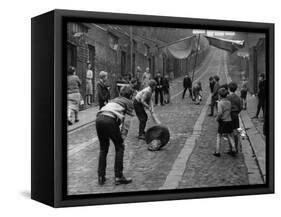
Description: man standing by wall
xmin=253 ymin=73 xmax=266 ymax=118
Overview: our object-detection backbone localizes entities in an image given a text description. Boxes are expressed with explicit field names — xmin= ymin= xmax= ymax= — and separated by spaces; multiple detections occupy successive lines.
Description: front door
xmin=67 ymin=43 xmax=77 ymax=68
xmin=121 ymin=51 xmax=126 ymax=76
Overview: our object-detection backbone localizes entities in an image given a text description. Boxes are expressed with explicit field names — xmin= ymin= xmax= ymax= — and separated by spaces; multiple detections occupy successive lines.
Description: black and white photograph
xmin=66 ymin=22 xmax=268 ymax=195
xmin=1 ymin=0 xmax=280 ymax=214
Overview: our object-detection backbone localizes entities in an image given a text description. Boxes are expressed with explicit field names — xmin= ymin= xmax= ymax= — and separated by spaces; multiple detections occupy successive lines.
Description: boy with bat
xmin=134 ymin=79 xmax=161 ymax=140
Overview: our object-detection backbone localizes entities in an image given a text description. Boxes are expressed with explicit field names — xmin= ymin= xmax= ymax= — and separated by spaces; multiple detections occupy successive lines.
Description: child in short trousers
xmin=240 ymin=77 xmax=248 ymax=110
xmin=227 ymin=82 xmax=243 ymax=153
xmin=213 ymin=88 xmax=236 ymax=157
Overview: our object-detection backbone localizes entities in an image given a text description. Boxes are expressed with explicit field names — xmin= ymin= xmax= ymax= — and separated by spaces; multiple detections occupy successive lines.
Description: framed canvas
xmin=31 ymin=9 xmax=274 ymax=207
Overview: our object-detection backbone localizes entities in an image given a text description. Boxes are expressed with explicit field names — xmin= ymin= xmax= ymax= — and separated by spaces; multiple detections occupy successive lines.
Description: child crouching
xmin=192 ymin=81 xmax=202 ymax=104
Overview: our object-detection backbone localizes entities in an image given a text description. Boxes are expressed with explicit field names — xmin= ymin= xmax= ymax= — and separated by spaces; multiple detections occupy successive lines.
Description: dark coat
xmin=154 ymin=76 xmax=164 ymax=90
xmin=162 ymin=78 xmax=170 ymax=91
xmin=209 ymin=80 xmax=216 ymax=93
xmin=183 ymin=76 xmax=192 ymax=88
xmin=258 ymin=80 xmax=266 ymax=99
xmin=212 ymin=82 xmax=220 ymax=100
xmin=97 ymin=80 xmax=110 ymax=104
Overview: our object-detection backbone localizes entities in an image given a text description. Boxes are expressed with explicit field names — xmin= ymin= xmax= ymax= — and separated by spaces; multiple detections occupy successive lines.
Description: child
xmin=240 ymin=77 xmax=248 ymax=110
xmin=96 ymin=86 xmax=134 ymax=185
xmin=154 ymin=72 xmax=164 ymax=106
xmin=209 ymin=76 xmax=215 ymax=93
xmin=227 ymin=82 xmax=243 ymax=153
xmin=192 ymin=81 xmax=202 ymax=104
xmin=134 ymin=79 xmax=160 ymax=140
xmin=182 ymin=74 xmax=192 ymax=99
xmin=208 ymin=75 xmax=220 ymax=116
xmin=213 ymin=88 xmax=236 ymax=157
xmin=162 ymin=75 xmax=170 ymax=104
xmin=97 ymin=71 xmax=110 ymax=109
xmin=67 ymin=66 xmax=81 ymax=125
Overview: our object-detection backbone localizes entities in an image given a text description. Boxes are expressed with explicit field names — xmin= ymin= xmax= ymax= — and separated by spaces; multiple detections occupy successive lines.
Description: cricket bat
xmin=150 ymin=108 xmax=161 ymax=125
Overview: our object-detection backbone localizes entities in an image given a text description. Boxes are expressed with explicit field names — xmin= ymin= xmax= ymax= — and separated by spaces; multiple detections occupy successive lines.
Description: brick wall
xmin=67 ymin=23 xmax=210 ymax=109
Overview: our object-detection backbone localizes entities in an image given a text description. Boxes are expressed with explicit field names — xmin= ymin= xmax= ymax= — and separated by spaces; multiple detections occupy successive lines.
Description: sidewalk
xmin=68 ymin=105 xmax=99 ymax=132
xmin=225 ymin=53 xmax=266 ymax=183
xmin=239 ymin=93 xmax=266 ymax=183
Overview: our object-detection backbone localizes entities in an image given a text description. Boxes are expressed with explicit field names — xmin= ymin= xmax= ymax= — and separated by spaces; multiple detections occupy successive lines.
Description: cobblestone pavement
xmin=245 ymin=94 xmax=265 ymax=140
xmin=67 ymin=48 xmax=251 ymax=195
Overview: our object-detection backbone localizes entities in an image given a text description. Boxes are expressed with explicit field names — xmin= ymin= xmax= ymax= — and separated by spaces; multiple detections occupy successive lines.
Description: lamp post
xmin=130 ymin=26 xmax=133 ymax=76
xmin=191 ymin=34 xmax=201 ymax=83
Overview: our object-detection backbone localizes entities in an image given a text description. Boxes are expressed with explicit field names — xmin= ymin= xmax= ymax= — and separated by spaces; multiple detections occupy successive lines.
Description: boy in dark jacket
xmin=227 ymin=82 xmax=243 ymax=153
xmin=208 ymin=75 xmax=220 ymax=116
xmin=214 ymin=88 xmax=236 ymax=157
xmin=182 ymin=74 xmax=192 ymax=99
xmin=209 ymin=76 xmax=215 ymax=93
xmin=253 ymin=73 xmax=266 ymax=118
xmin=154 ymin=72 xmax=164 ymax=106
xmin=97 ymin=71 xmax=110 ymax=109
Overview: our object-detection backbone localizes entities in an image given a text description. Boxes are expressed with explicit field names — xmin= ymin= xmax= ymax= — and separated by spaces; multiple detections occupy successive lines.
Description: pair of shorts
xmin=231 ymin=113 xmax=240 ymax=129
xmin=240 ymin=89 xmax=247 ymax=99
xmin=218 ymin=121 xmax=233 ymax=134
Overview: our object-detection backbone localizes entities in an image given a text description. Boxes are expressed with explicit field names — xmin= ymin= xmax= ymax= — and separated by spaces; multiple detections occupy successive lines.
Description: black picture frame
xmin=31 ymin=9 xmax=274 ymax=207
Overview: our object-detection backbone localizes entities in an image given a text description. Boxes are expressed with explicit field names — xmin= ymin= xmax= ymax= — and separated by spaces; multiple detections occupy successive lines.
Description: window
xmin=108 ymin=33 xmax=119 ymax=50
xmin=144 ymin=44 xmax=150 ymax=57
xmin=121 ymin=51 xmax=127 ymax=76
xmin=70 ymin=23 xmax=88 ymax=34
xmin=133 ymin=40 xmax=137 ymax=50
xmin=67 ymin=43 xmax=77 ymax=67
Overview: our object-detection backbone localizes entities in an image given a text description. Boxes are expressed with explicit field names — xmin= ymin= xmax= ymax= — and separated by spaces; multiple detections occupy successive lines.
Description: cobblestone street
xmin=67 ymin=48 xmax=262 ymax=195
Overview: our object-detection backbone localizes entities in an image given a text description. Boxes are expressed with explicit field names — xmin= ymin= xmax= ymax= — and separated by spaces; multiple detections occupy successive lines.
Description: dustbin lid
xmin=145 ymin=125 xmax=170 ymax=148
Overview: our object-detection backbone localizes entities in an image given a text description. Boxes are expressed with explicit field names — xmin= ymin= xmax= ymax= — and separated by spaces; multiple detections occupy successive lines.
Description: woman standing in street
xmin=67 ymin=66 xmax=82 ymax=125
xmin=85 ymin=63 xmax=94 ymax=105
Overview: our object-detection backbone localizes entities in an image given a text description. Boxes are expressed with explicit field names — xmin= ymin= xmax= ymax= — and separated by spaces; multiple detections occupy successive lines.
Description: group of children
xmin=94 ymin=68 xmax=247 ymax=186
xmin=208 ymin=76 xmax=244 ymax=157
